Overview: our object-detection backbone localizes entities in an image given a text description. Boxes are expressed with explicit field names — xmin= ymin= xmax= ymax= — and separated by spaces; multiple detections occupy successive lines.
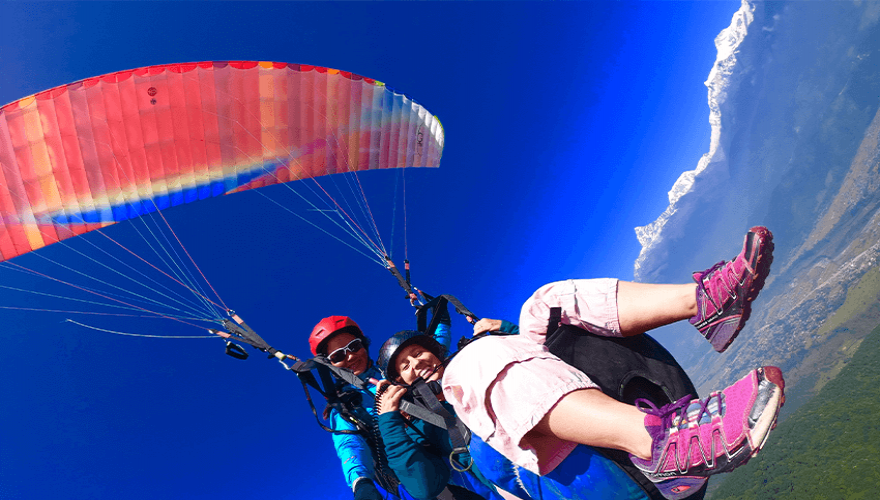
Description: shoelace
xmin=636 ymin=394 xmax=727 ymax=471
xmin=635 ymin=395 xmax=693 ymax=431
xmin=696 ymin=260 xmax=738 ymax=305
xmin=636 ymin=393 xmax=723 ymax=432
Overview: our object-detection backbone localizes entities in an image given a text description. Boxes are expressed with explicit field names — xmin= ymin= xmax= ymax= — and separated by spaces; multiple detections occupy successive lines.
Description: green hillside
xmin=708 ymin=322 xmax=880 ymax=499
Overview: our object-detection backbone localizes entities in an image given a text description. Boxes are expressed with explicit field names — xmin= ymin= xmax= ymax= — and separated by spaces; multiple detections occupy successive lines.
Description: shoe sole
xmin=707 ymin=366 xmax=785 ymax=475
xmin=717 ymin=226 xmax=775 ymax=352
xmin=747 ymin=366 xmax=785 ymax=458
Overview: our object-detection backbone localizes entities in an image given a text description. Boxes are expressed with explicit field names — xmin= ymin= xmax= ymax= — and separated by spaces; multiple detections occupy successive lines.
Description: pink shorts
xmin=442 ymin=278 xmax=621 ymax=475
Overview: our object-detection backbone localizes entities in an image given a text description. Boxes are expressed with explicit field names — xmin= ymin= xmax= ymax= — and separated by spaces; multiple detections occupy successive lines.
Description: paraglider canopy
xmin=0 ymin=60 xmax=444 ymax=263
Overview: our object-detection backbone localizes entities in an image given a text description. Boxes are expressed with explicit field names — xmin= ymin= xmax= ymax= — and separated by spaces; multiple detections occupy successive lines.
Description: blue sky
xmin=0 ymin=2 xmax=740 ymax=499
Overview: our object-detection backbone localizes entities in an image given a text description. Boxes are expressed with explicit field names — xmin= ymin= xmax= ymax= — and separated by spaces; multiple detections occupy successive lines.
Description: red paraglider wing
xmin=0 ymin=61 xmax=444 ymax=262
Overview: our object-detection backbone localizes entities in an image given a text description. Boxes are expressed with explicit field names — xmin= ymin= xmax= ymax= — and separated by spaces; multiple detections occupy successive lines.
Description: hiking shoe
xmin=689 ymin=226 xmax=774 ymax=352
xmin=630 ymin=366 xmax=785 ymax=500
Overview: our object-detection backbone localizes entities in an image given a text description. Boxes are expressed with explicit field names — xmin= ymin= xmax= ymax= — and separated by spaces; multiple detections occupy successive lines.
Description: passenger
xmin=374 ymin=325 xmax=521 ymax=500
xmin=375 ymin=227 xmax=783 ymax=500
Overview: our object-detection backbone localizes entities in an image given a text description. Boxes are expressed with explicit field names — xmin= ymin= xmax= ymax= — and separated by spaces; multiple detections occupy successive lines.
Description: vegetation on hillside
xmin=708 ymin=321 xmax=880 ymax=499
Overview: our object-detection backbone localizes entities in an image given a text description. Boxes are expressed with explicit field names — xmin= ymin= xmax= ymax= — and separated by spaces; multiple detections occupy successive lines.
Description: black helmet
xmin=377 ymin=330 xmax=446 ymax=381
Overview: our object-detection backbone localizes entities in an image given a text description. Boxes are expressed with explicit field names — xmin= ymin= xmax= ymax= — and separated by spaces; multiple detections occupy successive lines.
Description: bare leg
xmin=617 ymin=281 xmax=697 ymax=337
xmin=524 ymin=388 xmax=652 ymax=460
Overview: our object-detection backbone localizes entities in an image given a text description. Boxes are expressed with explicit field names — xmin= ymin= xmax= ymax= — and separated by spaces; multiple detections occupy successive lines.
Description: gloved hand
xmin=353 ymin=478 xmax=382 ymax=500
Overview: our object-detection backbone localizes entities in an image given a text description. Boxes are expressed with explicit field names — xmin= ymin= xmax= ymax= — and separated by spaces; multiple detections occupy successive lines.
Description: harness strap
xmin=436 ymin=487 xmax=457 ymax=500
xmin=410 ymin=379 xmax=471 ymax=465
xmin=211 ymin=313 xmax=279 ymax=357
xmin=296 ymin=356 xmax=451 ymax=430
xmin=417 ymin=294 xmax=481 ymax=335
xmin=417 ymin=293 xmax=444 ymax=337
xmin=301 ymin=378 xmax=356 ymax=434
xmin=289 ymin=359 xmax=364 ymax=435
xmin=547 ymin=306 xmax=562 ymax=336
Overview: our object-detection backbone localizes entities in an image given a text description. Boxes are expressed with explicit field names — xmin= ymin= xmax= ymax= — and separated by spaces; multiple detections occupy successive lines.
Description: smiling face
xmin=393 ymin=342 xmax=444 ymax=385
xmin=323 ymin=332 xmax=370 ymax=376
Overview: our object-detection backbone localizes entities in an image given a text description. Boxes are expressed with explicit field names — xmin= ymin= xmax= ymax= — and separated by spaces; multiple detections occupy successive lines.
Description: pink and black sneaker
xmin=690 ymin=226 xmax=774 ymax=352
xmin=629 ymin=367 xmax=785 ymax=500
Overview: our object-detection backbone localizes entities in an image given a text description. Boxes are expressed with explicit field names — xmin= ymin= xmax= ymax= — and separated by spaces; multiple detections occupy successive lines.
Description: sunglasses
xmin=326 ymin=338 xmax=365 ymax=363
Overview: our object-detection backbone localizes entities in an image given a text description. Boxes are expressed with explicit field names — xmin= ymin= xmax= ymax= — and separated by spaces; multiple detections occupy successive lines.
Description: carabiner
xmin=449 ymin=447 xmax=473 ymax=472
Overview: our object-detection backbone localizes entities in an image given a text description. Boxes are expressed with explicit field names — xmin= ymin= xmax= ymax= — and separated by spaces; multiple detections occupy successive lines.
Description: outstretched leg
xmin=525 ymin=387 xmax=653 ymax=458
xmin=525 ymin=367 xmax=785 ymax=499
xmin=520 ymin=226 xmax=773 ymax=352
xmin=617 ymin=282 xmax=697 ymax=336
xmin=617 ymin=226 xmax=774 ymax=350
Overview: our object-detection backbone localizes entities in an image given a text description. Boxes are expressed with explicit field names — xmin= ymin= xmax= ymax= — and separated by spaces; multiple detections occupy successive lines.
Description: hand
xmin=373 ymin=379 xmax=407 ymax=415
xmin=353 ymin=477 xmax=381 ymax=500
xmin=473 ymin=318 xmax=503 ymax=335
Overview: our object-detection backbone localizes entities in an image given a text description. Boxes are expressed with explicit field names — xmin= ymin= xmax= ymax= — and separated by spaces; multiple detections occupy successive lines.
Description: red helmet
xmin=309 ymin=316 xmax=367 ymax=356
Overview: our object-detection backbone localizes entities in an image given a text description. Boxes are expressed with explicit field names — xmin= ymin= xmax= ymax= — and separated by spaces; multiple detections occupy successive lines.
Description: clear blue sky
xmin=0 ymin=2 xmax=739 ymax=499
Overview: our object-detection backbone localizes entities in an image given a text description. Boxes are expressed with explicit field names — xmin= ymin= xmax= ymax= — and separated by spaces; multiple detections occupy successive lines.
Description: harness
xmin=293 ymin=357 xmax=403 ymax=493
xmin=542 ymin=307 xmax=705 ymax=500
